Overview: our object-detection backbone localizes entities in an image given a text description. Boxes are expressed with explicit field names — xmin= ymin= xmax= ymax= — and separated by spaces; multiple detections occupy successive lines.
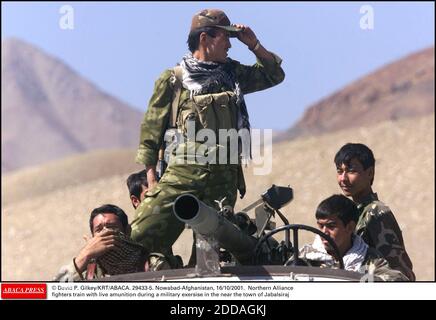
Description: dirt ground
xmin=2 ymin=115 xmax=434 ymax=281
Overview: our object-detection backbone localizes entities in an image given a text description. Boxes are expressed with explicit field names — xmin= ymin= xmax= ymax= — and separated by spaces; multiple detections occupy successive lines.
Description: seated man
xmin=334 ymin=143 xmax=415 ymax=281
xmin=126 ymin=169 xmax=149 ymax=209
xmin=54 ymin=204 xmax=171 ymax=281
xmin=299 ymin=194 xmax=409 ymax=281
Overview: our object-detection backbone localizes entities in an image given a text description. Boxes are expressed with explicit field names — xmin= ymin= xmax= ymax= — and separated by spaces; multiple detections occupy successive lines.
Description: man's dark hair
xmin=126 ymin=170 xmax=148 ymax=199
xmin=187 ymin=26 xmax=218 ymax=53
xmin=334 ymin=143 xmax=375 ymax=170
xmin=89 ymin=204 xmax=128 ymax=233
xmin=316 ymin=194 xmax=359 ymax=226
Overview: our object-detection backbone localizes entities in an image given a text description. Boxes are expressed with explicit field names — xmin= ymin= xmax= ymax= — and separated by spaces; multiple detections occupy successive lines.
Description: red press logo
xmin=1 ymin=284 xmax=47 ymax=299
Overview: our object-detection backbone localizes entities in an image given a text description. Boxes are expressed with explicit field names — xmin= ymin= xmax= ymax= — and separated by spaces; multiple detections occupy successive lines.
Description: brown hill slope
xmin=1 ymin=38 xmax=143 ymax=172
xmin=2 ymin=115 xmax=433 ymax=281
xmin=1 ymin=149 xmax=143 ymax=205
xmin=281 ymin=47 xmax=434 ymax=140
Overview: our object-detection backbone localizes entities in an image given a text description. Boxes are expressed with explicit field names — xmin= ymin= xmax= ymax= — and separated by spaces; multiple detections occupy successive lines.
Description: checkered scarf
xmin=179 ymin=53 xmax=250 ymax=131
xmin=97 ymin=232 xmax=148 ymax=275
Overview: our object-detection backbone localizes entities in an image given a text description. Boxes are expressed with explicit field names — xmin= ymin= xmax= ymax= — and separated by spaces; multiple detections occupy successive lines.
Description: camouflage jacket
xmin=135 ymin=54 xmax=285 ymax=166
xmin=356 ymin=192 xmax=415 ymax=281
xmin=53 ymin=253 xmax=171 ymax=282
xmin=363 ymin=247 xmax=409 ymax=281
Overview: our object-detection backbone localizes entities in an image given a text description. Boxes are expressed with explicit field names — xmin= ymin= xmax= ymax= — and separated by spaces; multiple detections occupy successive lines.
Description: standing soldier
xmin=131 ymin=9 xmax=285 ymax=261
xmin=334 ymin=143 xmax=415 ymax=280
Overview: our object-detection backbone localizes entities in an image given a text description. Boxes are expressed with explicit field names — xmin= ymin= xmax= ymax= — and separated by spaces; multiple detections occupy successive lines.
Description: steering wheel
xmin=254 ymin=224 xmax=344 ymax=269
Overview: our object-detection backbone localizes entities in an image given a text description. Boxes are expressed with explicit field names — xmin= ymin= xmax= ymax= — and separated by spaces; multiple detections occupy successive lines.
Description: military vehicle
xmin=102 ymin=185 xmax=364 ymax=282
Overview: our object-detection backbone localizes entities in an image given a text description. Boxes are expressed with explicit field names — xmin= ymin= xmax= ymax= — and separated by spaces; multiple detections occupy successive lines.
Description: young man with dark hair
xmin=334 ymin=143 xmax=415 ymax=281
xmin=126 ymin=169 xmax=149 ymax=209
xmin=88 ymin=204 xmax=129 ymax=233
xmin=300 ymin=194 xmax=408 ymax=281
xmin=187 ymin=26 xmax=218 ymax=52
xmin=54 ymin=204 xmax=170 ymax=281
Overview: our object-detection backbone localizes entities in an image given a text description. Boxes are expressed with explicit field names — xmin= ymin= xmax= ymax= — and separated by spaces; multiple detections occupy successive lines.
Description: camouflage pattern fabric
xmin=356 ymin=193 xmax=415 ymax=281
xmin=135 ymin=53 xmax=285 ymax=166
xmin=190 ymin=9 xmax=242 ymax=35
xmin=132 ymin=53 xmax=285 ymax=258
xmin=130 ymin=163 xmax=239 ymax=256
xmin=364 ymin=247 xmax=409 ymax=281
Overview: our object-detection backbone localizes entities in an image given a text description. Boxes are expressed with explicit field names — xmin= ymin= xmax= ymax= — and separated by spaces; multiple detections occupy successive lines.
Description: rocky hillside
xmin=279 ymin=47 xmax=434 ymax=141
xmin=1 ymin=38 xmax=143 ymax=172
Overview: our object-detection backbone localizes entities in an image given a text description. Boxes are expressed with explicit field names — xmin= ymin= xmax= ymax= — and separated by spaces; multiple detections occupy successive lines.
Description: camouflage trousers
xmin=130 ymin=163 xmax=239 ymax=258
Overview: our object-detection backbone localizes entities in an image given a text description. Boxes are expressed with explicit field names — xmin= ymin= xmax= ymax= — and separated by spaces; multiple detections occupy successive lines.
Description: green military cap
xmin=190 ymin=9 xmax=242 ymax=37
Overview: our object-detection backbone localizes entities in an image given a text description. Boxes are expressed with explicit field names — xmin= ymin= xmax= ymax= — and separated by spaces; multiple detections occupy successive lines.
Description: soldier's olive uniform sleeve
xmin=358 ymin=203 xmax=415 ymax=281
xmin=232 ymin=52 xmax=285 ymax=94
xmin=53 ymin=261 xmax=84 ymax=282
xmin=135 ymin=70 xmax=174 ymax=166
xmin=364 ymin=249 xmax=410 ymax=282
xmin=53 ymin=260 xmax=104 ymax=281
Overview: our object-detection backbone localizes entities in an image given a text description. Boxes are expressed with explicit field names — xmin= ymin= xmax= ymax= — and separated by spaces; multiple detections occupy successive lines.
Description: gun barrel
xmin=173 ymin=194 xmax=257 ymax=264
